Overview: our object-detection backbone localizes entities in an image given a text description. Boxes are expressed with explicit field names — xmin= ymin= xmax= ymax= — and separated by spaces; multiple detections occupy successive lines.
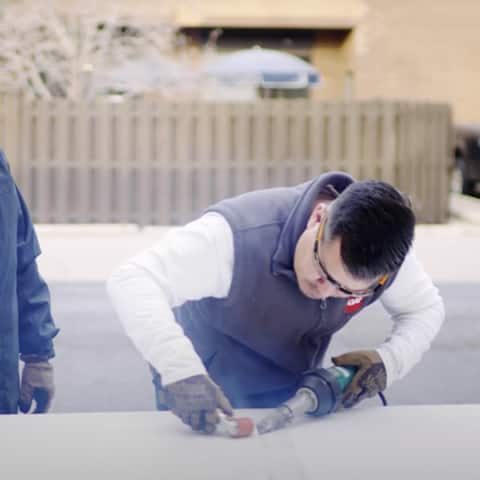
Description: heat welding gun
xmin=257 ymin=365 xmax=386 ymax=435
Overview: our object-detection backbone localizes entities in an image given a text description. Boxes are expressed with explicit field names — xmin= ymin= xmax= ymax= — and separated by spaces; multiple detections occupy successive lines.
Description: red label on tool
xmin=344 ymin=297 xmax=364 ymax=314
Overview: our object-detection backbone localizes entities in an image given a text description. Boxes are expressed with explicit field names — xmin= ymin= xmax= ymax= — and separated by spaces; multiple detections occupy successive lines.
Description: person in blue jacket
xmin=0 ymin=150 xmax=59 ymax=414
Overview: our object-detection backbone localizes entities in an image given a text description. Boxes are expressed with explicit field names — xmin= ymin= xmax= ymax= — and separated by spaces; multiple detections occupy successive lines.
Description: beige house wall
xmin=354 ymin=0 xmax=480 ymax=123
xmin=38 ymin=0 xmax=480 ymax=122
xmin=311 ymin=31 xmax=355 ymax=101
xmin=46 ymin=0 xmax=365 ymax=27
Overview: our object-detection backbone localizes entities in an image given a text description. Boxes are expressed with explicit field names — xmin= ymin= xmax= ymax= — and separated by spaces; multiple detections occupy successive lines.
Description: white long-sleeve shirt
xmin=106 ymin=213 xmax=445 ymax=387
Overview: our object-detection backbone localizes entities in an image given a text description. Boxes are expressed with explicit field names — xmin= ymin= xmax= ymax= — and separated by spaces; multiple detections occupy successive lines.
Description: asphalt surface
xmin=49 ymin=282 xmax=480 ymax=413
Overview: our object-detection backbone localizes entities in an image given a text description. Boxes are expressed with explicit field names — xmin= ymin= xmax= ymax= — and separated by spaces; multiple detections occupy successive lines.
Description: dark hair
xmin=324 ymin=180 xmax=415 ymax=280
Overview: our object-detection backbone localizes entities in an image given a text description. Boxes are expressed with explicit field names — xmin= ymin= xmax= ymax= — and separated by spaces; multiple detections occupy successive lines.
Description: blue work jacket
xmin=0 ymin=151 xmax=59 ymax=414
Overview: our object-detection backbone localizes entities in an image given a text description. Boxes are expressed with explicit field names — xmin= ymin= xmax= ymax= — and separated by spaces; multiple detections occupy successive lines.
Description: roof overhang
xmin=175 ymin=1 xmax=367 ymax=30
xmin=176 ymin=16 xmax=358 ymax=30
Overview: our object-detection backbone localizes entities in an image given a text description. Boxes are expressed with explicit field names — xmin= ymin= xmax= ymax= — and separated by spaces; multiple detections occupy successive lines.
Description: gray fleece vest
xmin=172 ymin=172 xmax=397 ymax=407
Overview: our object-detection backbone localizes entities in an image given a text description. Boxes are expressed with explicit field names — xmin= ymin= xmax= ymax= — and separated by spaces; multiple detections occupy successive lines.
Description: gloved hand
xmin=18 ymin=360 xmax=55 ymax=414
xmin=332 ymin=350 xmax=387 ymax=408
xmin=162 ymin=374 xmax=233 ymax=433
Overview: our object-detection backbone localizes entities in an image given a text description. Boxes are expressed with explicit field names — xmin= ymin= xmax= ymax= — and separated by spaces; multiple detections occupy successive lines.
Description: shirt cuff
xmin=159 ymin=363 xmax=208 ymax=386
xmin=375 ymin=346 xmax=399 ymax=388
xmin=20 ymin=353 xmax=52 ymax=363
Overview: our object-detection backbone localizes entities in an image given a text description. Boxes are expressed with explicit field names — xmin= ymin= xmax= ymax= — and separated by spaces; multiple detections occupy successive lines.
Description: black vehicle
xmin=454 ymin=124 xmax=480 ymax=195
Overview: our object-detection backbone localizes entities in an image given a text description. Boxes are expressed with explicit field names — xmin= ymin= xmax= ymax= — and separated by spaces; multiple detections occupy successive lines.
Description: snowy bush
xmin=0 ymin=1 xmax=198 ymax=98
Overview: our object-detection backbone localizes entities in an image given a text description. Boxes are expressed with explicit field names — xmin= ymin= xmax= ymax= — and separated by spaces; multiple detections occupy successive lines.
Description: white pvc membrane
xmin=0 ymin=406 xmax=479 ymax=479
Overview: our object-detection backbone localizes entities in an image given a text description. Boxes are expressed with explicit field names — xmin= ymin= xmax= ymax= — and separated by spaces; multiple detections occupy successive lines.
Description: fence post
xmin=137 ymin=98 xmax=153 ymax=227
xmin=55 ymin=99 xmax=70 ymax=223
xmin=382 ymin=101 xmax=397 ymax=185
xmin=96 ymin=100 xmax=113 ymax=223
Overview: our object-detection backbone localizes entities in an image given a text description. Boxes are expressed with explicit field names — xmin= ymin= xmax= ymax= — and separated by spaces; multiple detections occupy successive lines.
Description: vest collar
xmin=271 ymin=173 xmax=354 ymax=281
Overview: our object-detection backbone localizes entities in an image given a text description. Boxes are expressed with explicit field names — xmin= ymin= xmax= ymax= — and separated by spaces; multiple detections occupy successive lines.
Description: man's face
xmin=293 ymin=203 xmax=380 ymax=301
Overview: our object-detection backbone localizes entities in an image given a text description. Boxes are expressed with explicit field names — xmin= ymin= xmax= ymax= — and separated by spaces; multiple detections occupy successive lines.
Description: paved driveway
xmin=49 ymin=282 xmax=480 ymax=413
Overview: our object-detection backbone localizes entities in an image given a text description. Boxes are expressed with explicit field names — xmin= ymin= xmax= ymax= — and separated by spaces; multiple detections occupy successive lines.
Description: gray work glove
xmin=162 ymin=374 xmax=233 ymax=433
xmin=332 ymin=350 xmax=387 ymax=409
xmin=18 ymin=360 xmax=55 ymax=414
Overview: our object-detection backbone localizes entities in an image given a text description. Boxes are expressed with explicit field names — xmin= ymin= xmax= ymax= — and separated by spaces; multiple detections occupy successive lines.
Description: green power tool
xmin=256 ymin=365 xmax=358 ymax=435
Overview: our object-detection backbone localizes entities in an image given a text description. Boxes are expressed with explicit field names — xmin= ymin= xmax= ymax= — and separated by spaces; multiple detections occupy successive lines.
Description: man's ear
xmin=307 ymin=202 xmax=327 ymax=229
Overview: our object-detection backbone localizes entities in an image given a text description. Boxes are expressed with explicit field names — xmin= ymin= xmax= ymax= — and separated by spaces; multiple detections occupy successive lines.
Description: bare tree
xmin=0 ymin=0 xmax=189 ymax=98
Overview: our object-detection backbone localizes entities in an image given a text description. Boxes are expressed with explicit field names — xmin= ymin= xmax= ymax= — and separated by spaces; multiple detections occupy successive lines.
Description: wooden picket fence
xmin=0 ymin=93 xmax=452 ymax=224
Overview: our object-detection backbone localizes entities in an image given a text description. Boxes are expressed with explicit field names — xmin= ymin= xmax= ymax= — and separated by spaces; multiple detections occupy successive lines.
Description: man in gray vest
xmin=0 ymin=150 xmax=59 ymax=414
xmin=107 ymin=172 xmax=444 ymax=433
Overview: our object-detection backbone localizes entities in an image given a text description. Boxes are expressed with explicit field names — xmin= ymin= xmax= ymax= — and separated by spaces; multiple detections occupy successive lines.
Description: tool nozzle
xmin=256 ymin=388 xmax=317 ymax=435
xmin=256 ymin=405 xmax=293 ymax=434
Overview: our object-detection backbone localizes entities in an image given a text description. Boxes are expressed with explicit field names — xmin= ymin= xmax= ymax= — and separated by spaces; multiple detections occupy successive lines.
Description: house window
xmin=181 ymin=27 xmax=315 ymax=62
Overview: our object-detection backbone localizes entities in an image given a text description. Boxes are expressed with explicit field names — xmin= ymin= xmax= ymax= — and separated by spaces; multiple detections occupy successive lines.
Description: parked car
xmin=454 ymin=124 xmax=480 ymax=195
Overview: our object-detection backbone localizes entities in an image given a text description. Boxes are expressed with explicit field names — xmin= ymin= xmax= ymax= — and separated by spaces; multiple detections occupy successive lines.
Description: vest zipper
xmin=309 ymin=300 xmax=327 ymax=368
